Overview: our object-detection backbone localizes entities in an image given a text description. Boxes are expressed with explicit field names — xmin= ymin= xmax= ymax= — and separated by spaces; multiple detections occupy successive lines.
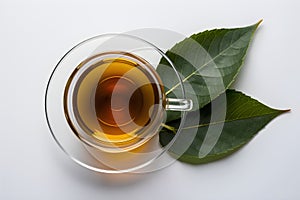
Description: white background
xmin=1 ymin=0 xmax=299 ymax=199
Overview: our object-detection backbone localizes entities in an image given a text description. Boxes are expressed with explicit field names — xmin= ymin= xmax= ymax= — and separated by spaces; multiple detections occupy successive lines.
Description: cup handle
xmin=165 ymin=98 xmax=193 ymax=111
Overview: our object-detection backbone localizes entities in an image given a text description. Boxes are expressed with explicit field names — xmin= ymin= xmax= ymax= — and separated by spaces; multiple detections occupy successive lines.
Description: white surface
xmin=1 ymin=0 xmax=299 ymax=199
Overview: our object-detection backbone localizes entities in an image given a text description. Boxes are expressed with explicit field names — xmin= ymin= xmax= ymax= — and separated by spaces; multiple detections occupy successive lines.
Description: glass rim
xmin=64 ymin=51 xmax=166 ymax=153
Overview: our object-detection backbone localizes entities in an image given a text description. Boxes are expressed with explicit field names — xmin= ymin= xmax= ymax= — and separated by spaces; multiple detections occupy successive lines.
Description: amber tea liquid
xmin=64 ymin=52 xmax=164 ymax=151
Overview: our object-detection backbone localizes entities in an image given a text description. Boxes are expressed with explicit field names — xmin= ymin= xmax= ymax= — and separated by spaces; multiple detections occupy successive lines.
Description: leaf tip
xmin=257 ymin=19 xmax=263 ymax=26
xmin=252 ymin=19 xmax=263 ymax=30
xmin=282 ymin=109 xmax=291 ymax=113
xmin=276 ymin=108 xmax=291 ymax=116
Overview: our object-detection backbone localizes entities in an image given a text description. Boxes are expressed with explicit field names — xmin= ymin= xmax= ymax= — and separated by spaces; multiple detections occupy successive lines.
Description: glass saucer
xmin=45 ymin=33 xmax=190 ymax=173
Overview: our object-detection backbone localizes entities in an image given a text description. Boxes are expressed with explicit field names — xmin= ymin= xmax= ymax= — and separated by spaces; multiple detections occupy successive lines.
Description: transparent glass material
xmin=45 ymin=34 xmax=192 ymax=173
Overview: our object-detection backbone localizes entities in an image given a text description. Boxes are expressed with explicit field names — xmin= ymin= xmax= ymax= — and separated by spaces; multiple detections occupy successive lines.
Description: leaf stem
xmin=161 ymin=123 xmax=177 ymax=134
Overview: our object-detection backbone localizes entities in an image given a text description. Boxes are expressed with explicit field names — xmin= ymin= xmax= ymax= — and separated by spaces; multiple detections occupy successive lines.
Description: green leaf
xmin=159 ymin=90 xmax=289 ymax=164
xmin=157 ymin=21 xmax=262 ymax=121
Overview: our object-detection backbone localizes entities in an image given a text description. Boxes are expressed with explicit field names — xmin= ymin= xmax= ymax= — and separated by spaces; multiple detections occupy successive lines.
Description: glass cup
xmin=45 ymin=34 xmax=193 ymax=173
xmin=64 ymin=51 xmax=192 ymax=153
